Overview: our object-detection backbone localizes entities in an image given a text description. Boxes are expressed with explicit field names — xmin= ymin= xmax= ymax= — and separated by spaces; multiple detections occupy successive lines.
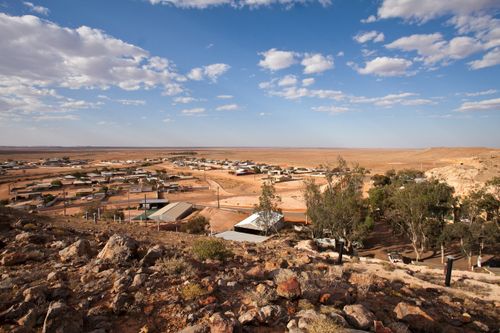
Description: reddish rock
xmin=276 ymin=277 xmax=301 ymax=299
xmin=394 ymin=302 xmax=436 ymax=332
xmin=200 ymin=296 xmax=217 ymax=306
xmin=374 ymin=320 xmax=393 ymax=333
xmin=1 ymin=252 xmax=28 ymax=266
xmin=210 ymin=313 xmax=236 ymax=333
xmin=245 ymin=266 xmax=265 ymax=279
xmin=319 ymin=293 xmax=332 ymax=304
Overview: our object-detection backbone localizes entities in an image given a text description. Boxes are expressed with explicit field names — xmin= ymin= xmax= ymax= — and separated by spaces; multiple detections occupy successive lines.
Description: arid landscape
xmin=0 ymin=147 xmax=499 ymax=332
xmin=2 ymin=0 xmax=500 ymax=332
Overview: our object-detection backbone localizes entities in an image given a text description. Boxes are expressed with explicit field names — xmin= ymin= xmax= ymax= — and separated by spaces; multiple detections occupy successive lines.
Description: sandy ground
xmin=2 ymin=147 xmax=498 ymax=272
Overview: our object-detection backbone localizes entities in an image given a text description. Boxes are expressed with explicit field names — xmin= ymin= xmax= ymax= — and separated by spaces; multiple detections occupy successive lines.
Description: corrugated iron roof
xmin=234 ymin=211 xmax=283 ymax=231
xmin=215 ymin=231 xmax=270 ymax=243
xmin=148 ymin=201 xmax=192 ymax=220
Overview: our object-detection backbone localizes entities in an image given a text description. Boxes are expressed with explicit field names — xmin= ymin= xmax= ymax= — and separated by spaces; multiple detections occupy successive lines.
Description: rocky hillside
xmin=0 ymin=208 xmax=499 ymax=333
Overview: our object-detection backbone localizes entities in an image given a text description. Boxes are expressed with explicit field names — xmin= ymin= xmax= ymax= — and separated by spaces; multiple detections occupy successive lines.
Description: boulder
xmin=23 ymin=285 xmax=48 ymax=304
xmin=140 ymin=244 xmax=164 ymax=266
xmin=238 ymin=309 xmax=261 ymax=325
xmin=131 ymin=273 xmax=147 ymax=289
xmin=394 ymin=302 xmax=435 ymax=332
xmin=15 ymin=232 xmax=46 ymax=244
xmin=210 ymin=312 xmax=237 ymax=333
xmin=42 ymin=301 xmax=82 ymax=333
xmin=343 ymin=304 xmax=376 ymax=330
xmin=245 ymin=266 xmax=266 ymax=279
xmin=294 ymin=240 xmax=317 ymax=253
xmin=274 ymin=269 xmax=301 ymax=299
xmin=1 ymin=252 xmax=28 ymax=266
xmin=276 ymin=276 xmax=301 ymax=299
xmin=59 ymin=239 xmax=92 ymax=262
xmin=97 ymin=234 xmax=138 ymax=262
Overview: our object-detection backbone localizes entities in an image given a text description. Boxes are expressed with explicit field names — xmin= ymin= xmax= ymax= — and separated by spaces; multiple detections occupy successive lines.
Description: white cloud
xmin=163 ymin=117 xmax=173 ymax=122
xmin=386 ymin=33 xmax=484 ymax=65
xmin=455 ymin=97 xmax=500 ymax=111
xmin=34 ymin=114 xmax=80 ymax=121
xmin=351 ymin=57 xmax=413 ymax=76
xmin=187 ymin=63 xmax=230 ymax=82
xmin=376 ymin=0 xmax=500 ymax=23
xmin=216 ymin=103 xmax=239 ymax=111
xmin=350 ymin=92 xmax=435 ymax=107
xmin=60 ymin=99 xmax=102 ymax=110
xmin=0 ymin=13 xmax=188 ymax=100
xmin=258 ymin=48 xmax=297 ymax=71
xmin=469 ymin=47 xmax=500 ymax=69
xmin=173 ymin=96 xmax=197 ymax=104
xmin=278 ymin=75 xmax=298 ymax=86
xmin=361 ymin=15 xmax=377 ymax=23
xmin=97 ymin=95 xmax=146 ymax=106
xmin=216 ymin=94 xmax=233 ymax=99
xmin=301 ymin=53 xmax=334 ymax=74
xmin=354 ymin=31 xmax=385 ymax=43
xmin=375 ymin=0 xmax=500 ymax=70
xmin=463 ymin=89 xmax=497 ymax=96
xmin=337 ymin=51 xmax=344 ymax=57
xmin=149 ymin=0 xmax=331 ymax=9
xmin=302 ymin=78 xmax=315 ymax=86
xmin=181 ymin=107 xmax=205 ymax=115
xmin=23 ymin=2 xmax=49 ymax=16
xmin=311 ymin=105 xmax=349 ymax=114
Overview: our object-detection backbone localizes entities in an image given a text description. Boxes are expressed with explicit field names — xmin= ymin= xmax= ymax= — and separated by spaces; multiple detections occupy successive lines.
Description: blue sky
xmin=0 ymin=0 xmax=499 ymax=147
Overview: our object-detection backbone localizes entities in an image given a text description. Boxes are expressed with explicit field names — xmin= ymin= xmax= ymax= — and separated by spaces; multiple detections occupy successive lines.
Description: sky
xmin=0 ymin=0 xmax=499 ymax=147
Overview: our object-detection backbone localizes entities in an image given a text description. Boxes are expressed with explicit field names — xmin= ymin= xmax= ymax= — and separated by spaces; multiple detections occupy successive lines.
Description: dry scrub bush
xmin=349 ymin=273 xmax=373 ymax=299
xmin=192 ymin=238 xmax=232 ymax=261
xmin=155 ymin=256 xmax=195 ymax=276
xmin=308 ymin=317 xmax=345 ymax=333
xmin=381 ymin=262 xmax=396 ymax=271
xmin=181 ymin=283 xmax=209 ymax=301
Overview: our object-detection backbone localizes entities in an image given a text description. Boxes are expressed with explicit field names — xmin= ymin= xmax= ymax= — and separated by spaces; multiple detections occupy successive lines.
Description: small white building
xmin=233 ymin=211 xmax=284 ymax=235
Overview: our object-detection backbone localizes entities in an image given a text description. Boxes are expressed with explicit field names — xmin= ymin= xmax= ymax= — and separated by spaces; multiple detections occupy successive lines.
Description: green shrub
xmin=181 ymin=215 xmax=209 ymax=234
xmin=192 ymin=238 xmax=232 ymax=261
xmin=180 ymin=283 xmax=209 ymax=300
xmin=155 ymin=256 xmax=195 ymax=276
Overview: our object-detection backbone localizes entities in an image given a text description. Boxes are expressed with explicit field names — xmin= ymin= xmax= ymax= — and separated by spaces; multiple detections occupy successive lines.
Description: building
xmin=148 ymin=202 xmax=193 ymax=222
xmin=137 ymin=198 xmax=169 ymax=210
xmin=233 ymin=211 xmax=284 ymax=235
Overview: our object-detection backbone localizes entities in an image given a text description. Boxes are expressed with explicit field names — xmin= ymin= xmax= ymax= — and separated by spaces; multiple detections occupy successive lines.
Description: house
xmin=233 ymin=211 xmax=284 ymax=235
xmin=148 ymin=202 xmax=193 ymax=222
xmin=137 ymin=198 xmax=169 ymax=210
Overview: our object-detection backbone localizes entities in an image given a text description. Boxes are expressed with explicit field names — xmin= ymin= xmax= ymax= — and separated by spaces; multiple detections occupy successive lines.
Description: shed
xmin=233 ymin=211 xmax=284 ymax=235
xmin=148 ymin=202 xmax=193 ymax=222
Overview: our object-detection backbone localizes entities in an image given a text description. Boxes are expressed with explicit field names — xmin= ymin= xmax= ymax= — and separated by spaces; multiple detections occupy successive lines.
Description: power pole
xmin=143 ymin=194 xmax=147 ymax=225
xmin=127 ymin=189 xmax=131 ymax=223
xmin=217 ymin=186 xmax=220 ymax=209
xmin=63 ymin=190 xmax=66 ymax=216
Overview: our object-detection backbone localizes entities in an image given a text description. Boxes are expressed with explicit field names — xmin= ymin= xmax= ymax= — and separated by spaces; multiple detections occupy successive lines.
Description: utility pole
xmin=217 ymin=186 xmax=220 ymax=209
xmin=143 ymin=194 xmax=147 ymax=225
xmin=63 ymin=190 xmax=66 ymax=216
xmin=128 ymin=189 xmax=131 ymax=223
